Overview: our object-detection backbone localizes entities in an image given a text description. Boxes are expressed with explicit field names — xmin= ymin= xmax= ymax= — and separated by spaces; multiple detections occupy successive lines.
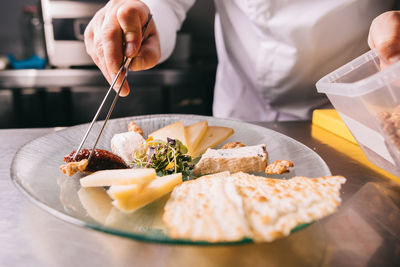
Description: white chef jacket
xmin=143 ymin=0 xmax=394 ymax=121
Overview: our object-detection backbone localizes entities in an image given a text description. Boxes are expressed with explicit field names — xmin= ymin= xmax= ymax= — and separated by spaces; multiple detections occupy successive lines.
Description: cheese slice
xmin=107 ymin=184 xmax=141 ymax=200
xmin=77 ymin=187 xmax=113 ymax=224
xmin=80 ymin=168 xmax=156 ymax=187
xmin=191 ymin=126 xmax=234 ymax=157
xmin=185 ymin=121 xmax=208 ymax=156
xmin=112 ymin=173 xmax=183 ymax=213
xmin=149 ymin=121 xmax=187 ymax=146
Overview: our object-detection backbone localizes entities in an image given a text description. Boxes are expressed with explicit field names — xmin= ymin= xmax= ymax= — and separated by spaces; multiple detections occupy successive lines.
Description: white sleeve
xmin=141 ymin=0 xmax=195 ymax=62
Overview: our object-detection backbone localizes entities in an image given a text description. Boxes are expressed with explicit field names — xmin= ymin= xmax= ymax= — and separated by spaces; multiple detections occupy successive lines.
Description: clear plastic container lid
xmin=317 ymin=50 xmax=400 ymax=98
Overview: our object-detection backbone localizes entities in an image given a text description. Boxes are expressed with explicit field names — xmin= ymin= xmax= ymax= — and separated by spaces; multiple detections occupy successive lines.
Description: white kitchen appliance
xmin=41 ymin=0 xmax=105 ymax=67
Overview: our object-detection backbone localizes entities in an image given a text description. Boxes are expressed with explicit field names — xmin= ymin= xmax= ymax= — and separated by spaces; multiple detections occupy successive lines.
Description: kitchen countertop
xmin=1 ymin=121 xmax=399 ymax=267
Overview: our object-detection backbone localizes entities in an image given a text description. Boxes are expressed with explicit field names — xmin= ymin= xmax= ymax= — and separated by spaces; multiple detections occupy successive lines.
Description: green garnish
xmin=131 ymin=137 xmax=193 ymax=177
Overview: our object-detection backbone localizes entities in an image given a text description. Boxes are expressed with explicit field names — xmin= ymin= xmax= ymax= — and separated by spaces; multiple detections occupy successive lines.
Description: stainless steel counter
xmin=1 ymin=122 xmax=399 ymax=267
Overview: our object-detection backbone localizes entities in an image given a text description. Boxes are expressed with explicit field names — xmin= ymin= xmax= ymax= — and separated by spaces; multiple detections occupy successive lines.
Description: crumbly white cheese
xmin=111 ymin=131 xmax=146 ymax=165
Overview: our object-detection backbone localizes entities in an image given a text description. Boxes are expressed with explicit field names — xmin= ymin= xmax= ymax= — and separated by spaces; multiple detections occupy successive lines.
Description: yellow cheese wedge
xmin=77 ymin=187 xmax=113 ymax=224
xmin=185 ymin=121 xmax=208 ymax=156
xmin=149 ymin=121 xmax=187 ymax=146
xmin=80 ymin=168 xmax=156 ymax=187
xmin=191 ymin=126 xmax=234 ymax=157
xmin=112 ymin=173 xmax=183 ymax=213
xmin=107 ymin=184 xmax=141 ymax=200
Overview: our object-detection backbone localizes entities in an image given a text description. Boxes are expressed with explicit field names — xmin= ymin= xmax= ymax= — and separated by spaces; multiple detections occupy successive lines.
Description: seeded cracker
xmin=163 ymin=172 xmax=346 ymax=242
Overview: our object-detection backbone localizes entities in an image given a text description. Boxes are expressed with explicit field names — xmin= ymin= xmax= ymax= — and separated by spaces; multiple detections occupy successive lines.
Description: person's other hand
xmin=369 ymin=11 xmax=400 ymax=69
xmin=84 ymin=0 xmax=160 ymax=96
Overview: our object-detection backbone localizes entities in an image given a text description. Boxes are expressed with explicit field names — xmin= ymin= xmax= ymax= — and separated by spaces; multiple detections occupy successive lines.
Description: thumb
xmin=369 ymin=11 xmax=400 ymax=65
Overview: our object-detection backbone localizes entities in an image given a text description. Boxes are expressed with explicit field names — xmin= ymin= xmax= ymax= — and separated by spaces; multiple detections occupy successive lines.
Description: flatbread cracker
xmin=163 ymin=172 xmax=346 ymax=243
xmin=231 ymin=172 xmax=345 ymax=241
xmin=163 ymin=175 xmax=251 ymax=242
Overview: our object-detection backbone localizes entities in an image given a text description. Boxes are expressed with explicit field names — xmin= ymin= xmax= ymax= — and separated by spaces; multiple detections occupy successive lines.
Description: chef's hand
xmin=368 ymin=11 xmax=400 ymax=69
xmin=84 ymin=0 xmax=160 ymax=96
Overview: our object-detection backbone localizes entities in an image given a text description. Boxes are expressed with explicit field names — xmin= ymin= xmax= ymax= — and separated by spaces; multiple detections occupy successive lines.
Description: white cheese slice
xmin=185 ymin=120 xmax=208 ymax=156
xmin=112 ymin=173 xmax=182 ymax=213
xmin=191 ymin=126 xmax=234 ymax=157
xmin=107 ymin=184 xmax=141 ymax=200
xmin=149 ymin=121 xmax=187 ymax=146
xmin=80 ymin=168 xmax=156 ymax=187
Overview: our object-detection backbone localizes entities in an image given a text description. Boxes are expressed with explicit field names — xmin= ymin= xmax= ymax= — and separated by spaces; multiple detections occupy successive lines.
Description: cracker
xmin=163 ymin=172 xmax=346 ymax=242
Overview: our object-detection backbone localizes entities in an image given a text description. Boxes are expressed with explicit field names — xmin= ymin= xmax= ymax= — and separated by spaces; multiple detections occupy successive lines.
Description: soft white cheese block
xmin=193 ymin=144 xmax=268 ymax=175
xmin=111 ymin=131 xmax=146 ymax=165
xmin=112 ymin=173 xmax=182 ymax=213
xmin=80 ymin=168 xmax=156 ymax=187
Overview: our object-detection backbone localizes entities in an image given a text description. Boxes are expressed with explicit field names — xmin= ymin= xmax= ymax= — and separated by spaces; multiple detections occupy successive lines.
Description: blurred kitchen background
xmin=0 ymin=0 xmax=217 ymax=128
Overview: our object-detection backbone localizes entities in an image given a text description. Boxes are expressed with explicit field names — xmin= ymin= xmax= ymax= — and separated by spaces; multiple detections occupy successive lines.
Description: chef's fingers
xmin=84 ymin=0 xmax=160 ymax=96
xmin=101 ymin=2 xmax=130 ymax=96
xmin=102 ymin=28 xmax=129 ymax=97
xmin=117 ymin=1 xmax=150 ymax=58
xmin=92 ymin=52 xmax=113 ymax=86
xmin=85 ymin=9 xmax=112 ymax=84
xmin=369 ymin=11 xmax=400 ymax=66
xmin=129 ymin=30 xmax=161 ymax=71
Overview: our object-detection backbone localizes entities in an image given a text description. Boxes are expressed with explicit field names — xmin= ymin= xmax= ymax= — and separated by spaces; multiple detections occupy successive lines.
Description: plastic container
xmin=316 ymin=49 xmax=400 ymax=177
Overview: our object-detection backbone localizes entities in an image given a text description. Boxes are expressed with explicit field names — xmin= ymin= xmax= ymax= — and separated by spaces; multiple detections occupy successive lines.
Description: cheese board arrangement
xmin=11 ymin=114 xmax=343 ymax=244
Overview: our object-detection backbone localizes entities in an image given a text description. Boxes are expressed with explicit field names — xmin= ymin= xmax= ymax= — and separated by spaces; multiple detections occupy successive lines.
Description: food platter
xmin=11 ymin=114 xmax=331 ymax=245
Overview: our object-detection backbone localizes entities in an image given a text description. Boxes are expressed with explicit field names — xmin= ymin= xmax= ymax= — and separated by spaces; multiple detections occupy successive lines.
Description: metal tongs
xmin=73 ymin=14 xmax=153 ymax=163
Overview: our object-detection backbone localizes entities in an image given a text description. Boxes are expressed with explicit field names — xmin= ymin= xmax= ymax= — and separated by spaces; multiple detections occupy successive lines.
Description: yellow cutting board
xmin=312 ymin=109 xmax=357 ymax=144
xmin=312 ymin=109 xmax=399 ymax=182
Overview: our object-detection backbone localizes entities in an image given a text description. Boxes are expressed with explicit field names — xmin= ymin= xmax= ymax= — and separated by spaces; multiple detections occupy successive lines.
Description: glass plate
xmin=11 ymin=114 xmax=331 ymax=245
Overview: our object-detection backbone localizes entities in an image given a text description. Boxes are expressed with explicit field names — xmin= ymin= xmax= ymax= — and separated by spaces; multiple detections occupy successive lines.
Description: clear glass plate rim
xmin=10 ymin=114 xmax=331 ymax=245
